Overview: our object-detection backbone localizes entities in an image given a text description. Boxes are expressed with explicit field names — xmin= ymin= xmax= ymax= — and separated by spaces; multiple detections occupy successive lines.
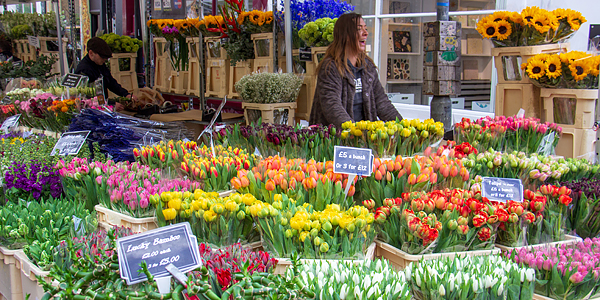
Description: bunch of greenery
xmin=0 ymin=55 xmax=58 ymax=80
xmin=0 ymin=12 xmax=58 ymax=39
xmin=298 ymin=17 xmax=336 ymax=47
xmin=98 ymin=33 xmax=142 ymax=53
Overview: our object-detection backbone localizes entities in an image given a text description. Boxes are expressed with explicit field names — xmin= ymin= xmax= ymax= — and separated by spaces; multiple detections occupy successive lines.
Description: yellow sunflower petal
xmin=545 ymin=55 xmax=562 ymax=79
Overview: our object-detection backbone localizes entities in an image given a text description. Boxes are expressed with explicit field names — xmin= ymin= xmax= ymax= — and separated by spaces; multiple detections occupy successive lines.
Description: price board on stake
xmin=0 ymin=114 xmax=21 ymax=133
xmin=116 ymin=223 xmax=202 ymax=285
xmin=333 ymin=146 xmax=373 ymax=176
xmin=50 ymin=130 xmax=91 ymax=156
xmin=299 ymin=47 xmax=312 ymax=61
xmin=27 ymin=35 xmax=40 ymax=48
xmin=12 ymin=61 xmax=23 ymax=68
xmin=61 ymin=73 xmax=85 ymax=88
xmin=481 ymin=177 xmax=524 ymax=203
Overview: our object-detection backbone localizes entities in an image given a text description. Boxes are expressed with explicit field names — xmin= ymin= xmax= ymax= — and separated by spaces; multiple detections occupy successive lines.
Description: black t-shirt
xmin=348 ymin=60 xmax=364 ymax=122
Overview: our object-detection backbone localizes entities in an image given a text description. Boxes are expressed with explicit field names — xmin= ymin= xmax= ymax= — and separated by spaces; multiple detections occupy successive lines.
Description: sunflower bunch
xmin=339 ymin=119 xmax=445 ymax=158
xmin=250 ymin=193 xmax=376 ymax=259
xmin=197 ymin=15 xmax=226 ymax=37
xmin=476 ymin=7 xmax=586 ymax=47
xmin=153 ymin=190 xmax=259 ymax=248
xmin=146 ymin=19 xmax=173 ymax=37
xmin=171 ymin=18 xmax=200 ymax=37
xmin=238 ymin=10 xmax=274 ymax=33
xmin=523 ymin=51 xmax=599 ymax=89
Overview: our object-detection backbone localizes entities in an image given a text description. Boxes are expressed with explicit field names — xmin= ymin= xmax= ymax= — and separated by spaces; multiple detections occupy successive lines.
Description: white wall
xmin=502 ymin=0 xmax=600 ymax=51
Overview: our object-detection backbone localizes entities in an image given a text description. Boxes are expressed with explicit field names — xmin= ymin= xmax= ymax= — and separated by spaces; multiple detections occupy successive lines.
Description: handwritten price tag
xmin=482 ymin=177 xmax=524 ymax=203
xmin=50 ymin=131 xmax=90 ymax=156
xmin=0 ymin=114 xmax=21 ymax=133
xmin=61 ymin=73 xmax=84 ymax=88
xmin=116 ymin=222 xmax=201 ymax=285
xmin=333 ymin=146 xmax=373 ymax=176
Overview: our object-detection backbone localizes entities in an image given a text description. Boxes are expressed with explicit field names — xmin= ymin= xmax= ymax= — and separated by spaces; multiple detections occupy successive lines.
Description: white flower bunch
xmin=288 ymin=259 xmax=411 ymax=300
xmin=235 ymin=71 xmax=303 ymax=104
xmin=405 ymin=255 xmax=536 ymax=300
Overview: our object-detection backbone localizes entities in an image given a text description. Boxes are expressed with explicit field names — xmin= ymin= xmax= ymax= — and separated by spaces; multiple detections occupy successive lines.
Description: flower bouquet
xmin=146 ymin=19 xmax=190 ymax=71
xmin=358 ymin=154 xmax=469 ymax=208
xmin=524 ymin=51 xmax=599 ymax=89
xmin=4 ymin=160 xmax=62 ymax=201
xmin=340 ymin=119 xmax=445 ymax=158
xmin=212 ymin=0 xmax=255 ymax=65
xmin=298 ymin=17 xmax=337 ymax=47
xmin=238 ymin=10 xmax=274 ymax=34
xmin=560 ymin=178 xmax=600 ymax=238
xmin=508 ymin=239 xmax=600 ymax=300
xmin=231 ymin=156 xmax=357 ymax=210
xmin=250 ymin=193 xmax=375 ymax=259
xmin=196 ymin=15 xmax=226 ymax=37
xmin=406 ymin=255 xmax=536 ymax=300
xmin=187 ymin=244 xmax=313 ymax=299
xmin=476 ymin=7 xmax=586 ymax=47
xmin=153 ymin=191 xmax=259 ymax=248
xmin=294 ymin=259 xmax=412 ymax=300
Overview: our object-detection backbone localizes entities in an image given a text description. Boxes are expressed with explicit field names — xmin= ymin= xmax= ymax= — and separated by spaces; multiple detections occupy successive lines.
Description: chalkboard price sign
xmin=12 ymin=61 xmax=23 ymax=68
xmin=333 ymin=146 xmax=373 ymax=176
xmin=481 ymin=177 xmax=524 ymax=203
xmin=61 ymin=73 xmax=85 ymax=88
xmin=0 ymin=114 xmax=21 ymax=133
xmin=50 ymin=131 xmax=91 ymax=156
xmin=117 ymin=223 xmax=202 ymax=285
xmin=299 ymin=47 xmax=312 ymax=61
xmin=27 ymin=36 xmax=40 ymax=48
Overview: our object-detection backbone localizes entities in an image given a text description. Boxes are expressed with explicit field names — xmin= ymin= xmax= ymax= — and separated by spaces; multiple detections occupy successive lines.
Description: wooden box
xmin=153 ymin=37 xmax=172 ymax=92
xmin=424 ymin=35 xmax=461 ymax=52
xmin=295 ymin=74 xmax=317 ymax=122
xmin=187 ymin=37 xmax=202 ymax=96
xmin=205 ymin=59 xmax=229 ymax=98
xmin=109 ymin=53 xmax=138 ymax=94
xmin=463 ymin=60 xmax=479 ymax=80
xmin=492 ymin=44 xmax=570 ymax=84
xmin=424 ymin=50 xmax=460 ymax=66
xmin=423 ymin=21 xmax=461 ymax=37
xmin=242 ymin=102 xmax=297 ymax=126
xmin=37 ymin=37 xmax=69 ymax=76
xmin=495 ymin=83 xmax=541 ymax=119
xmin=541 ymin=88 xmax=598 ymax=129
xmin=554 ymin=127 xmax=597 ymax=160
xmin=228 ymin=60 xmax=253 ymax=99
xmin=467 ymin=34 xmax=483 ymax=54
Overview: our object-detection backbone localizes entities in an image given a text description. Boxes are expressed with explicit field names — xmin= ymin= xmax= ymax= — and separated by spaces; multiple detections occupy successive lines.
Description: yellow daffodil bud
xmin=310 ymin=228 xmax=319 ymax=238
xmin=272 ymin=201 xmax=283 ymax=210
xmin=313 ymin=236 xmax=322 ymax=246
xmin=285 ymin=229 xmax=293 ymax=238
xmin=322 ymin=221 xmax=332 ymax=231
xmin=347 ymin=222 xmax=356 ymax=233
xmin=258 ymin=207 xmax=269 ymax=218
xmin=191 ymin=201 xmax=201 ymax=211
xmin=212 ymin=203 xmax=225 ymax=214
xmin=311 ymin=220 xmax=321 ymax=230
xmin=225 ymin=201 xmax=238 ymax=212
xmin=242 ymin=194 xmax=256 ymax=205
xmin=203 ymin=210 xmax=217 ymax=222
xmin=274 ymin=194 xmax=283 ymax=202
xmin=194 ymin=209 xmax=205 ymax=219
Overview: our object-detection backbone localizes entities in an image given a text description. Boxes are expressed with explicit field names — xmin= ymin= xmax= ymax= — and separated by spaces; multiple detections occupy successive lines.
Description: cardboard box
xmin=472 ymin=101 xmax=491 ymax=112
xmin=387 ymin=93 xmax=415 ymax=104
xmin=467 ymin=34 xmax=483 ymax=54
xmin=463 ymin=60 xmax=479 ymax=80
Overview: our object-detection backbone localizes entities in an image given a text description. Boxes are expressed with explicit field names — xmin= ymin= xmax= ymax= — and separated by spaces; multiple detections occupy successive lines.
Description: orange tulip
xmin=348 ymin=185 xmax=356 ymax=197
xmin=265 ymin=179 xmax=276 ymax=191
xmin=280 ymin=178 xmax=289 ymax=191
xmin=231 ymin=178 xmax=242 ymax=190
xmin=240 ymin=176 xmax=249 ymax=187
xmin=374 ymin=170 xmax=383 ymax=181
xmin=133 ymin=148 xmax=140 ymax=158
xmin=417 ymin=173 xmax=429 ymax=184
xmin=407 ymin=173 xmax=417 ymax=185
xmin=289 ymin=177 xmax=297 ymax=190
xmin=373 ymin=158 xmax=381 ymax=171
xmin=430 ymin=173 xmax=438 ymax=184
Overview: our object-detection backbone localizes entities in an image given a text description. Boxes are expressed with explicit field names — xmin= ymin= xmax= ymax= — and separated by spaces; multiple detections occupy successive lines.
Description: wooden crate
xmin=206 ymin=59 xmax=229 ymax=98
xmin=14 ymin=251 xmax=54 ymax=300
xmin=0 ymin=247 xmax=23 ymax=300
xmin=496 ymin=234 xmax=581 ymax=252
xmin=375 ymin=240 xmax=501 ymax=271
xmin=242 ymin=102 xmax=297 ymax=126
xmin=153 ymin=37 xmax=172 ymax=92
xmin=533 ymin=292 xmax=599 ymax=300
xmin=229 ymin=60 xmax=253 ymax=99
xmin=95 ymin=205 xmax=158 ymax=233
xmin=492 ymin=44 xmax=569 ymax=84
xmin=541 ymin=88 xmax=598 ymax=129
xmin=495 ymin=83 xmax=542 ymax=120
xmin=295 ymin=74 xmax=317 ymax=123
xmin=554 ymin=127 xmax=597 ymax=160
xmin=205 ymin=37 xmax=227 ymax=60
xmin=109 ymin=53 xmax=138 ymax=94
xmin=169 ymin=70 xmax=189 ymax=95
xmin=272 ymin=242 xmax=376 ymax=275
xmin=37 ymin=37 xmax=68 ymax=75
xmin=13 ymin=40 xmax=35 ymax=62
xmin=187 ymin=37 xmax=202 ymax=96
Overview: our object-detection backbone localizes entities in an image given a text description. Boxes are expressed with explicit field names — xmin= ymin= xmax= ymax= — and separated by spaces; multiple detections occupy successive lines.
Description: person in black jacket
xmin=75 ymin=37 xmax=137 ymax=111
xmin=0 ymin=40 xmax=21 ymax=62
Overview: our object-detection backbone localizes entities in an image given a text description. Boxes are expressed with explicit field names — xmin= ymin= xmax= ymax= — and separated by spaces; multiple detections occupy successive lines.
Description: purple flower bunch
xmin=508 ymin=238 xmax=600 ymax=299
xmin=4 ymin=160 xmax=62 ymax=201
xmin=162 ymin=26 xmax=180 ymax=35
xmin=275 ymin=0 xmax=354 ymax=32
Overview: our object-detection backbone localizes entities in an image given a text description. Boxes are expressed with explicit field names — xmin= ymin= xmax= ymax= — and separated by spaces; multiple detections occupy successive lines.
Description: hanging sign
xmin=481 ymin=177 xmax=524 ymax=203
xmin=116 ymin=222 xmax=202 ymax=285
xmin=333 ymin=146 xmax=373 ymax=176
xmin=50 ymin=130 xmax=91 ymax=156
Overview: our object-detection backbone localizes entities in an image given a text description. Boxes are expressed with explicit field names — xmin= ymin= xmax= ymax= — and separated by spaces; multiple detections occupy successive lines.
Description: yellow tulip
xmin=162 ymin=208 xmax=177 ymax=220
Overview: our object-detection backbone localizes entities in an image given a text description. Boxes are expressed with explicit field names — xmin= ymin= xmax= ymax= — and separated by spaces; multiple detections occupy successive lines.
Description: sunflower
xmin=590 ymin=56 xmax=600 ymax=77
xmin=526 ymin=58 xmax=546 ymax=80
xmin=180 ymin=20 xmax=191 ymax=30
xmin=552 ymin=8 xmax=568 ymax=20
xmin=249 ymin=10 xmax=261 ymax=25
xmin=532 ymin=14 xmax=551 ymax=34
xmin=566 ymin=10 xmax=586 ymax=31
xmin=257 ymin=14 xmax=266 ymax=26
xmin=491 ymin=11 xmax=510 ymax=22
xmin=158 ymin=20 xmax=168 ymax=30
xmin=508 ymin=12 xmax=523 ymax=24
xmin=544 ymin=55 xmax=562 ymax=79
xmin=521 ymin=6 xmax=541 ymax=25
xmin=264 ymin=11 xmax=274 ymax=24
xmin=479 ymin=21 xmax=497 ymax=39
xmin=146 ymin=20 xmax=153 ymax=27
xmin=569 ymin=59 xmax=590 ymax=81
xmin=495 ymin=20 xmax=512 ymax=40
xmin=237 ymin=11 xmax=249 ymax=25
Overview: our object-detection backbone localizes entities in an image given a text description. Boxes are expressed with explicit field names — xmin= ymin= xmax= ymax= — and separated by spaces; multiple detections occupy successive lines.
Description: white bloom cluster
xmin=405 ymin=255 xmax=536 ymax=300
xmin=6 ymin=88 xmax=45 ymax=97
xmin=289 ymin=259 xmax=411 ymax=300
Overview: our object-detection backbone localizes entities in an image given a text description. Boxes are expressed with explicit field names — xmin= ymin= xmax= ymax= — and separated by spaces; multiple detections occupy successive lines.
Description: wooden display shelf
xmin=387 ymin=79 xmax=423 ymax=84
xmin=388 ymin=22 xmax=420 ymax=27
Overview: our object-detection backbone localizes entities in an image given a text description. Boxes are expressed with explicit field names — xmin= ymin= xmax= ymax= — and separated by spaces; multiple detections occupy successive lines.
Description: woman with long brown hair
xmin=309 ymin=13 xmax=402 ymax=128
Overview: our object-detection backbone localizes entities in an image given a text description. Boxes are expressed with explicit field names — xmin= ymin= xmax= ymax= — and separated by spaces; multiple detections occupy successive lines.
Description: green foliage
xmin=0 ymin=55 xmax=58 ymax=80
xmin=98 ymin=33 xmax=143 ymax=53
xmin=298 ymin=17 xmax=336 ymax=47
xmin=0 ymin=12 xmax=58 ymax=40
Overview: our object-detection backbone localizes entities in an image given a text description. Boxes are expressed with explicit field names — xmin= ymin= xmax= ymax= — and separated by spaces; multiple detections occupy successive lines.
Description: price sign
xmin=94 ymin=77 xmax=106 ymax=105
xmin=0 ymin=114 xmax=21 ymax=133
xmin=482 ymin=177 xmax=524 ymax=203
xmin=61 ymin=73 xmax=85 ymax=88
xmin=12 ymin=61 xmax=23 ymax=68
xmin=27 ymin=36 xmax=40 ymax=48
xmin=116 ymin=223 xmax=202 ymax=285
xmin=299 ymin=47 xmax=312 ymax=62
xmin=333 ymin=146 xmax=373 ymax=176
xmin=50 ymin=130 xmax=91 ymax=156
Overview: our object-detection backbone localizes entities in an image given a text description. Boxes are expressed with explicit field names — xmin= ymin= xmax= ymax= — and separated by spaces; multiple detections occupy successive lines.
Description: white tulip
xmin=473 ymin=277 xmax=479 ymax=292
xmin=341 ymin=284 xmax=349 ymax=299
xmin=367 ymin=286 xmax=376 ymax=298
xmin=520 ymin=270 xmax=525 ymax=283
xmin=364 ymin=275 xmax=371 ymax=289
xmin=526 ymin=269 xmax=535 ymax=282
xmin=355 ymin=286 xmax=362 ymax=300
xmin=385 ymin=285 xmax=392 ymax=294
xmin=416 ymin=274 xmax=422 ymax=287
xmin=353 ymin=273 xmax=360 ymax=285
xmin=497 ymin=283 xmax=504 ymax=296
xmin=329 ymin=286 xmax=334 ymax=296
xmin=439 ymin=284 xmax=446 ymax=296
xmin=376 ymin=259 xmax=382 ymax=271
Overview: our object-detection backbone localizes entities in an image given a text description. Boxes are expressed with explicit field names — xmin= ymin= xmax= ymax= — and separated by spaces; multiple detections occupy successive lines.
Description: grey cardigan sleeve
xmin=317 ymin=64 xmax=353 ymax=128
xmin=371 ymin=69 xmax=403 ymax=121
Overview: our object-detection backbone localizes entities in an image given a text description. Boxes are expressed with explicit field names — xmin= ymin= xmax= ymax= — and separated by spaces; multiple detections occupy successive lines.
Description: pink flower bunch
xmin=81 ymin=97 xmax=112 ymax=111
xmin=508 ymin=238 xmax=600 ymax=294
xmin=475 ymin=116 xmax=563 ymax=135
xmin=32 ymin=93 xmax=57 ymax=102
xmin=14 ymin=99 xmax=32 ymax=113
xmin=162 ymin=26 xmax=179 ymax=35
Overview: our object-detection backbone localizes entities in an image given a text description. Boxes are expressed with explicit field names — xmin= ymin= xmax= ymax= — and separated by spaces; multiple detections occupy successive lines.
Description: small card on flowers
xmin=333 ymin=145 xmax=374 ymax=176
xmin=116 ymin=222 xmax=202 ymax=285
xmin=50 ymin=130 xmax=91 ymax=156
xmin=482 ymin=177 xmax=524 ymax=202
